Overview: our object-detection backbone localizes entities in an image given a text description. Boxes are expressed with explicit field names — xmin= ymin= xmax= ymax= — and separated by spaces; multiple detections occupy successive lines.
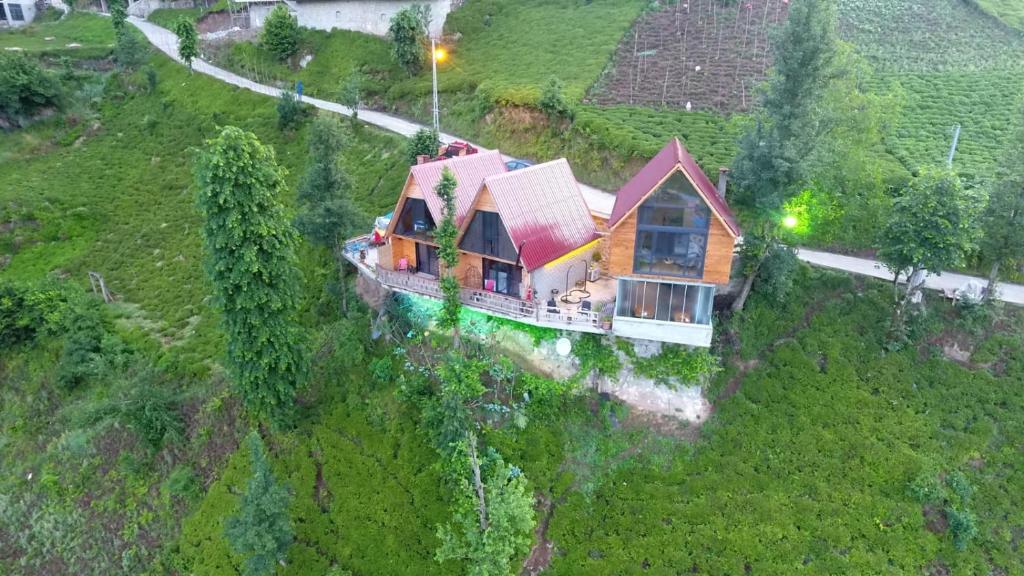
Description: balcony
xmin=343 ymin=236 xmax=608 ymax=334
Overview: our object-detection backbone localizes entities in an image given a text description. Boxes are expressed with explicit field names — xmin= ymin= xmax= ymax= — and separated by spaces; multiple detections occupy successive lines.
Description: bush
xmin=76 ymin=363 xmax=184 ymax=450
xmin=0 ymin=281 xmax=74 ymax=347
xmin=114 ymin=29 xmax=148 ymax=70
xmin=261 ymin=4 xmax=300 ymax=61
xmin=574 ymin=334 xmax=621 ymax=377
xmin=56 ymin=307 xmax=106 ymax=390
xmin=0 ymin=52 xmax=62 ymax=125
xmin=754 ymin=243 xmax=801 ymax=303
xmin=277 ymin=88 xmax=304 ymax=130
xmin=388 ymin=6 xmax=426 ymax=75
xmin=633 ymin=345 xmax=722 ymax=386
xmin=946 ymin=507 xmax=978 ymax=551
xmin=538 ymin=76 xmax=571 ymax=120
xmin=406 ymin=127 xmax=438 ymax=165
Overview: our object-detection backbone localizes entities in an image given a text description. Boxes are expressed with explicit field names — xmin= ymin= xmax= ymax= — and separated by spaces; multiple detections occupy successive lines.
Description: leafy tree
xmin=338 ymin=68 xmax=365 ymax=124
xmin=538 ymin=76 xmax=571 ymax=120
xmin=436 ymin=438 xmax=536 ymax=576
xmin=388 ymin=6 xmax=426 ymax=75
xmin=407 ymin=127 xmax=439 ymax=165
xmin=294 ymin=116 xmax=362 ymax=313
xmin=979 ymin=110 xmax=1024 ymax=298
xmin=434 ymin=168 xmax=462 ymax=345
xmin=173 ymin=17 xmax=199 ymax=72
xmin=729 ymin=0 xmax=839 ymax=312
xmin=877 ymin=169 xmax=985 ymax=340
xmin=0 ymin=52 xmax=61 ymax=124
xmin=114 ymin=29 xmax=147 ymax=70
xmin=109 ymin=0 xmax=127 ymax=34
xmin=225 ymin=432 xmax=293 ymax=576
xmin=193 ymin=126 xmax=306 ymax=426
xmin=260 ymin=5 xmax=300 ymax=62
xmin=276 ymin=88 xmax=303 ymax=130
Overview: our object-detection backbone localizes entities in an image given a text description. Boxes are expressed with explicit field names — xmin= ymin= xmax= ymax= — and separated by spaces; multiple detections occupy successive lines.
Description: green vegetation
xmin=261 ymin=4 xmax=300 ymax=62
xmin=546 ymin=271 xmax=1024 ymax=573
xmin=147 ymin=0 xmax=228 ymax=29
xmin=0 ymin=52 xmax=62 ymax=125
xmin=440 ymin=0 xmax=647 ymax=105
xmin=224 ymin=432 xmax=294 ymax=576
xmin=388 ymin=5 xmax=427 ymax=76
xmin=194 ymin=126 xmax=308 ymax=427
xmin=0 ymin=12 xmax=115 ymax=58
xmin=174 ymin=17 xmax=199 ymax=71
xmin=971 ymin=0 xmax=1024 ymax=31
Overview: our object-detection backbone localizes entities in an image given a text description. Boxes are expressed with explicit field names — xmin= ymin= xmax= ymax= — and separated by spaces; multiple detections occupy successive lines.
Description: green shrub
xmin=75 ymin=363 xmax=185 ymax=450
xmin=574 ymin=334 xmax=621 ymax=377
xmin=946 ymin=507 xmax=978 ymax=550
xmin=0 ymin=52 xmax=62 ymax=125
xmin=261 ymin=4 xmax=300 ymax=61
xmin=276 ymin=88 xmax=304 ymax=130
xmin=0 ymin=281 xmax=74 ymax=347
xmin=163 ymin=465 xmax=202 ymax=503
xmin=56 ymin=307 xmax=105 ymax=390
xmin=538 ymin=76 xmax=571 ymax=119
xmin=633 ymin=345 xmax=722 ymax=386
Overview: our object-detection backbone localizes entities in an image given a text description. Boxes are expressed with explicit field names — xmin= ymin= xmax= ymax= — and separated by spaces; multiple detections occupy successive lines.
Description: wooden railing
xmin=376 ymin=265 xmax=444 ymax=299
xmin=374 ymin=264 xmax=606 ymax=332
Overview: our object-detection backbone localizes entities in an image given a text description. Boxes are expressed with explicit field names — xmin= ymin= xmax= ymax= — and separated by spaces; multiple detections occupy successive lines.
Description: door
xmin=482 ymin=258 xmax=521 ymax=297
xmin=415 ymin=243 xmax=439 ymax=277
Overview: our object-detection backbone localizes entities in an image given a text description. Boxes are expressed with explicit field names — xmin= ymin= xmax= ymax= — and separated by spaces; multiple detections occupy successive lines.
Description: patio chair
xmin=398 ymin=257 xmax=409 ymax=273
xmin=546 ymin=299 xmax=559 ymax=314
xmin=580 ymin=300 xmax=592 ymax=312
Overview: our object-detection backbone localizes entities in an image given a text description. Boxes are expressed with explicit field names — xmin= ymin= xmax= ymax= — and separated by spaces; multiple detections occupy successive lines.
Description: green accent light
xmin=782 ymin=215 xmax=798 ymax=229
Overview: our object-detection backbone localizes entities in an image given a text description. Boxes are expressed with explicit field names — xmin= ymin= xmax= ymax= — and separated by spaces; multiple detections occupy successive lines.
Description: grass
xmin=837 ymin=0 xmax=1024 ymax=73
xmin=0 ymin=12 xmax=115 ymax=57
xmin=208 ymin=27 xmax=402 ymax=100
xmin=147 ymin=0 xmax=229 ymax=30
xmin=544 ymin=272 xmax=1024 ymax=574
xmin=970 ymin=0 xmax=1024 ymax=32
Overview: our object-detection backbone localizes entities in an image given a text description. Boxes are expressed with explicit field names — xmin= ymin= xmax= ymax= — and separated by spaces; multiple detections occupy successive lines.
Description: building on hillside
xmin=236 ymin=0 xmax=451 ymax=36
xmin=0 ymin=0 xmax=37 ymax=27
xmin=345 ymin=139 xmax=740 ymax=348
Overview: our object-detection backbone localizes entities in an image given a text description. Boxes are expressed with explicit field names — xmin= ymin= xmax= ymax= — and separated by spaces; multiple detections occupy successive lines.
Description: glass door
xmin=415 ymin=243 xmax=439 ymax=277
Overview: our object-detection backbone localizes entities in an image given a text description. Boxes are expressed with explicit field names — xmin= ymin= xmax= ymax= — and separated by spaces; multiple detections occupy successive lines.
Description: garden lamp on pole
xmin=431 ymin=38 xmax=446 ymax=135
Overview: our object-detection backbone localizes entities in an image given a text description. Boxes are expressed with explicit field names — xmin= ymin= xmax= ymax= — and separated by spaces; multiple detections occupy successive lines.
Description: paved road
xmin=130 ymin=17 xmax=1022 ymax=305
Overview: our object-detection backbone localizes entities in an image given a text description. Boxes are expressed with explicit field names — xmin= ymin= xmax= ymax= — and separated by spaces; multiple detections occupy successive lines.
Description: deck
xmin=343 ymin=236 xmax=614 ymax=335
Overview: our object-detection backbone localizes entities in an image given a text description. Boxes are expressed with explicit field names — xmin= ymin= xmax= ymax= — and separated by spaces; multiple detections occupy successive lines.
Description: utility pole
xmin=431 ymin=37 xmax=440 ymax=135
xmin=947 ymin=123 xmax=961 ymax=169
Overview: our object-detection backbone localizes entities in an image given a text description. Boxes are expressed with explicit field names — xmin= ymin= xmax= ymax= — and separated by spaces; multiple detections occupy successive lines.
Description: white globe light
xmin=556 ymin=338 xmax=572 ymax=357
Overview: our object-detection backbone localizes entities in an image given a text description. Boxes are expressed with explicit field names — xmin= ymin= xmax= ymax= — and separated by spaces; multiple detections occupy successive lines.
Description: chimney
xmin=716 ymin=167 xmax=730 ymax=199
xmin=416 ymin=154 xmax=431 ymax=165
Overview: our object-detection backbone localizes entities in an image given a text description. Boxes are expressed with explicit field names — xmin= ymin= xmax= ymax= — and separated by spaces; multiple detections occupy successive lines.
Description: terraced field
xmin=589 ymin=0 xmax=788 ymax=113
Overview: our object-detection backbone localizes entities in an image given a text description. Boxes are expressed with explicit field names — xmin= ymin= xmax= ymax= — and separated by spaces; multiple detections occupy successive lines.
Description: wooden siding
xmin=454 ymin=253 xmax=483 ymax=288
xmin=390 ymin=236 xmax=417 ymax=270
xmin=607 ymin=211 xmax=735 ymax=285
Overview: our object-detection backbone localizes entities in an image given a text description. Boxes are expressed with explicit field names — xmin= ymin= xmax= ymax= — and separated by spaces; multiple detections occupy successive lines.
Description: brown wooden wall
xmin=453 ymin=253 xmax=482 ymax=288
xmin=389 ymin=236 xmax=417 ymax=270
xmin=608 ymin=212 xmax=735 ymax=285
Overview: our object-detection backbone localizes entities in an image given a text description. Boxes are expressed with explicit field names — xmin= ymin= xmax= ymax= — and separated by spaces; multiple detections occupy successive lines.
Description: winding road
xmin=129 ymin=16 xmax=1024 ymax=306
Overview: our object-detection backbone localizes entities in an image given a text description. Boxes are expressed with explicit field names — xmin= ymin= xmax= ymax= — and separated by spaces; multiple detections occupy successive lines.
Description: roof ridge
xmin=484 ymin=157 xmax=568 ymax=182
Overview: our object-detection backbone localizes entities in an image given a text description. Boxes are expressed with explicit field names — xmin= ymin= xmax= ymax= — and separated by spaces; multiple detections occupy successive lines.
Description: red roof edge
xmin=609 ymin=138 xmax=741 ymax=238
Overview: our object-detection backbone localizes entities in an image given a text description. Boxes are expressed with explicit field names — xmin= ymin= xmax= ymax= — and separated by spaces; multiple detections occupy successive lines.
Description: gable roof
xmin=479 ymin=159 xmax=599 ymax=271
xmin=409 ymin=150 xmax=508 ymax=227
xmin=608 ymin=138 xmax=741 ymax=237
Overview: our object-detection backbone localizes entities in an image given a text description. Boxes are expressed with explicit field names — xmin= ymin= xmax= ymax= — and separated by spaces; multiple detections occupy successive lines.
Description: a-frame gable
xmin=455 ymin=183 xmax=519 ymax=263
xmin=611 ymin=164 xmax=739 ymax=240
xmin=385 ymin=173 xmax=421 ymax=238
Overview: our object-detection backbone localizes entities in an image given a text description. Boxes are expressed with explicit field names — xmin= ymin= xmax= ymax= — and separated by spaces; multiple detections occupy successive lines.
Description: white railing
xmin=538 ymin=308 xmax=601 ymax=329
xmin=462 ymin=289 xmax=535 ymax=318
xmin=376 ymin=266 xmax=444 ymax=299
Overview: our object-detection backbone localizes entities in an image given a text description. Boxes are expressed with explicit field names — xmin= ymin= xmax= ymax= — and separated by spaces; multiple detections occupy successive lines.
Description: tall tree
xmin=388 ymin=6 xmax=426 ymax=76
xmin=194 ymin=126 xmax=306 ymax=426
xmin=877 ymin=169 xmax=985 ymax=340
xmin=979 ymin=111 xmax=1024 ymax=299
xmin=434 ymin=168 xmax=462 ymax=346
xmin=729 ymin=0 xmax=839 ymax=312
xmin=109 ymin=0 xmax=127 ymax=34
xmin=294 ymin=116 xmax=362 ymax=313
xmin=338 ymin=68 xmax=365 ymax=125
xmin=260 ymin=5 xmax=300 ymax=62
xmin=225 ymin=432 xmax=294 ymax=576
xmin=435 ymin=440 xmax=535 ymax=576
xmin=407 ymin=128 xmax=439 ymax=165
xmin=173 ymin=17 xmax=199 ymax=72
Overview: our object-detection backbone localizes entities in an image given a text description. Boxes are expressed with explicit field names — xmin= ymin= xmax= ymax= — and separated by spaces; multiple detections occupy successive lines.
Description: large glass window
xmin=8 ymin=3 xmax=22 ymax=20
xmin=634 ymin=171 xmax=711 ymax=278
xmin=0 ymin=4 xmax=7 ymax=21
xmin=615 ymin=279 xmax=714 ymax=325
xmin=460 ymin=211 xmax=518 ymax=261
xmin=395 ymin=198 xmax=436 ymax=240
xmin=482 ymin=258 xmax=521 ymax=297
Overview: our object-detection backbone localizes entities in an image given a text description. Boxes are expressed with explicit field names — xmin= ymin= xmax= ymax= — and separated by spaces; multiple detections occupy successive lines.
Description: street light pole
xmin=431 ymin=37 xmax=440 ymax=135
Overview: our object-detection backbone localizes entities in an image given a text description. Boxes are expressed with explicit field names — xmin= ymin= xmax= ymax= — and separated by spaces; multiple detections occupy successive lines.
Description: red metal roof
xmin=410 ymin=150 xmax=507 ymax=226
xmin=608 ymin=138 xmax=741 ymax=237
xmin=482 ymin=159 xmax=599 ymax=271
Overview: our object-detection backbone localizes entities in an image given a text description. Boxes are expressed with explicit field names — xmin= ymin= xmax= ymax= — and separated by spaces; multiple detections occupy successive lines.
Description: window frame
xmin=8 ymin=2 xmax=23 ymax=21
xmin=632 ymin=172 xmax=712 ymax=279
